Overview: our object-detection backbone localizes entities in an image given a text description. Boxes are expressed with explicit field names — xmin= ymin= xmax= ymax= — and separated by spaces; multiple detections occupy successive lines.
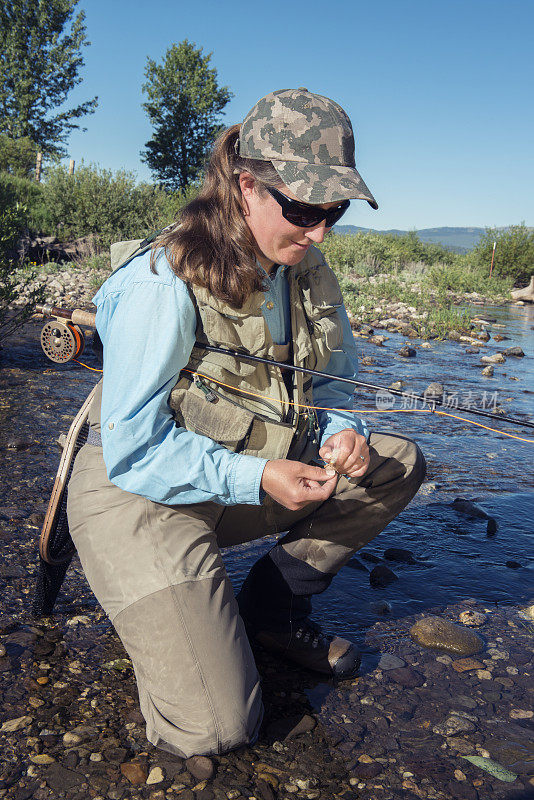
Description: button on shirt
xmin=94 ymin=251 xmax=369 ymax=508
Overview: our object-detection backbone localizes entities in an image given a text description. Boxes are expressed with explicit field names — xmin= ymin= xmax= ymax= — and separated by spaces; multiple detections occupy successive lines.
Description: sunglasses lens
xmin=285 ymin=210 xmax=324 ymax=227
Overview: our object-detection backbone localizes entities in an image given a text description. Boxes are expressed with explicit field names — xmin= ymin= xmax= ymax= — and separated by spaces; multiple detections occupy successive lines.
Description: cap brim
xmin=271 ymin=161 xmax=378 ymax=209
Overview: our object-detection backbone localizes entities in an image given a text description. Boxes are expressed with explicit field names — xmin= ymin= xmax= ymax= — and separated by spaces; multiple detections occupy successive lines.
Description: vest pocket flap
xmin=170 ymin=388 xmax=254 ymax=443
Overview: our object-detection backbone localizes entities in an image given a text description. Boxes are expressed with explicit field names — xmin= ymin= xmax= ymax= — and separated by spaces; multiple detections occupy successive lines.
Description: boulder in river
xmin=502 ymin=346 xmax=525 ymax=357
xmin=369 ymin=565 xmax=398 ymax=587
xmin=399 ymin=345 xmax=416 ymax=357
xmin=481 ymin=365 xmax=494 ymax=377
xmin=410 ymin=616 xmax=484 ymax=655
xmin=481 ymin=353 xmax=506 ymax=364
xmin=451 ymin=497 xmax=490 ymax=519
xmin=424 ymin=382 xmax=444 ymax=399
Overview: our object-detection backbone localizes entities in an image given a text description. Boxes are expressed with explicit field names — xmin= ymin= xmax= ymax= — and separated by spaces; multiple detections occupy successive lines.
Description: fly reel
xmin=40 ymin=319 xmax=85 ymax=363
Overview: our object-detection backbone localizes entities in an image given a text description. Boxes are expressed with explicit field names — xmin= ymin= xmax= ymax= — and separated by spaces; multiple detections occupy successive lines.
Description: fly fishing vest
xmin=168 ymin=245 xmax=345 ymax=461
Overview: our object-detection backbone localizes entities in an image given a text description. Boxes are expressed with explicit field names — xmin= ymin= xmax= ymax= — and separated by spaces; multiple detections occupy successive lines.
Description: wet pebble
xmin=482 ymin=365 xmax=494 ymax=377
xmin=377 ymin=653 xmax=405 ymax=670
xmin=410 ymin=616 xmax=484 ymax=655
xmin=120 ymin=759 xmax=148 ymax=785
xmin=386 ymin=667 xmax=424 ymax=688
xmin=146 ymin=766 xmax=164 ymax=784
xmin=432 ymin=714 xmax=477 ymax=736
xmin=399 ymin=345 xmax=416 ymax=357
xmin=185 ymin=755 xmax=214 ymax=781
xmin=458 ymin=610 xmax=487 ymax=627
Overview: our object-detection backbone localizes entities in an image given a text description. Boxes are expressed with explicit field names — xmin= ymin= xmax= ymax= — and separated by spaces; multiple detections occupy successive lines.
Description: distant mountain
xmin=333 ymin=225 xmax=486 ymax=253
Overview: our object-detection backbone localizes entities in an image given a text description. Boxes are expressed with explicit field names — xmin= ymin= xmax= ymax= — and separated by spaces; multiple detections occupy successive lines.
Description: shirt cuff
xmin=228 ymin=453 xmax=269 ymax=505
xmin=319 ymin=410 xmax=370 ymax=446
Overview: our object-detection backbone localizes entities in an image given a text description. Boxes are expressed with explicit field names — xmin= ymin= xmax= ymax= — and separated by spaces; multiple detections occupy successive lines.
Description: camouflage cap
xmin=237 ymin=88 xmax=378 ymax=208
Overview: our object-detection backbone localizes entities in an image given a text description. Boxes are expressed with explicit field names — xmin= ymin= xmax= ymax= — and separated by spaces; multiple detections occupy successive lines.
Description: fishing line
xmin=184 ymin=369 xmax=534 ymax=444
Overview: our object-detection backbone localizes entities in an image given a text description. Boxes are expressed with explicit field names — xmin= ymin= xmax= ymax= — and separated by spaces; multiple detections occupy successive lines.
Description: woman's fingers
xmin=261 ymin=460 xmax=338 ymax=510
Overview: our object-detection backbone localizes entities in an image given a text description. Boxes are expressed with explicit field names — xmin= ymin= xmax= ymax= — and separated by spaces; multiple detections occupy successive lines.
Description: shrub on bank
xmin=38 ymin=164 xmax=194 ymax=248
xmin=470 ymin=224 xmax=534 ymax=286
xmin=320 ymin=231 xmax=462 ymax=276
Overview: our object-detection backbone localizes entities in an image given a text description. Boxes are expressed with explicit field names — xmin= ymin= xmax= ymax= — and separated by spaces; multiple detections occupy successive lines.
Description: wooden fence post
xmin=35 ymin=151 xmax=42 ymax=182
xmin=68 ymin=159 xmax=75 ymax=175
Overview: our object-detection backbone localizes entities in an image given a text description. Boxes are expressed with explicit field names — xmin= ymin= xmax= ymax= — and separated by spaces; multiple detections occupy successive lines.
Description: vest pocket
xmin=170 ymin=386 xmax=255 ymax=451
xmin=199 ymin=306 xmax=267 ymax=355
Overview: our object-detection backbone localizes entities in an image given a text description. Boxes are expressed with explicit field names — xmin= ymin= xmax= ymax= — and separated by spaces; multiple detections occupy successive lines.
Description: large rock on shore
xmin=510 ymin=276 xmax=534 ymax=303
xmin=410 ymin=616 xmax=484 ymax=655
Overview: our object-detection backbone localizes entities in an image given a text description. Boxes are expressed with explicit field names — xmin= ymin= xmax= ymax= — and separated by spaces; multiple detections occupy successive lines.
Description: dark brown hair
xmin=151 ymin=124 xmax=283 ymax=308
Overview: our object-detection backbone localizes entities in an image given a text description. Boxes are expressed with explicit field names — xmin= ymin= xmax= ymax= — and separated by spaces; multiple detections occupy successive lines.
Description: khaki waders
xmin=67 ymin=392 xmax=425 ymax=758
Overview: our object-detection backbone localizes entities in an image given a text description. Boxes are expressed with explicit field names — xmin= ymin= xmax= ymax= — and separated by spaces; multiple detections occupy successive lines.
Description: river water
xmin=0 ymin=303 xmax=532 ymax=642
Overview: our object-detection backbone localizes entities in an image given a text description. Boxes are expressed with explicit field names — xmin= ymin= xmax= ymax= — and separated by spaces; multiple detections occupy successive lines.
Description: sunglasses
xmin=265 ymin=186 xmax=350 ymax=228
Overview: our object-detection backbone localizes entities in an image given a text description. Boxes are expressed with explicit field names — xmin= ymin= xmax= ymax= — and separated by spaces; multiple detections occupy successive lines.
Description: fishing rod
xmin=34 ymin=304 xmax=534 ymax=433
xmin=201 ymin=344 xmax=534 ymax=432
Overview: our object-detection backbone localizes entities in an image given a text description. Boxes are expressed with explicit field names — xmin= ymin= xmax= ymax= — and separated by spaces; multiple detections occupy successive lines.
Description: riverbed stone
xmin=1 ymin=715 xmax=33 ymax=731
xmin=481 ymin=353 xmax=506 ymax=364
xmin=481 ymin=365 xmax=494 ymax=377
xmin=433 ymin=714 xmax=477 ymax=736
xmin=369 ymin=565 xmax=398 ymax=587
xmin=185 ymin=755 xmax=214 ymax=781
xmin=399 ymin=345 xmax=416 ymax=357
xmin=410 ymin=616 xmax=484 ymax=655
xmin=120 ymin=760 xmax=148 ymax=785
xmin=386 ymin=667 xmax=424 ymax=687
xmin=384 ymin=547 xmax=416 ymax=564
xmin=502 ymin=346 xmax=525 ymax=357
xmin=458 ymin=610 xmax=487 ymax=626
xmin=451 ymin=657 xmax=484 ymax=672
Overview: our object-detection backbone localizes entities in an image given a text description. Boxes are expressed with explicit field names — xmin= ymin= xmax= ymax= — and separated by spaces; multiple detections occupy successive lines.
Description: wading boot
xmin=237 ymin=551 xmax=360 ymax=679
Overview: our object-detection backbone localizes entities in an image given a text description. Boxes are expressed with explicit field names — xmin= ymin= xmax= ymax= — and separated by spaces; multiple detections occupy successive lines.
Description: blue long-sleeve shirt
xmin=93 ymin=249 xmax=369 ymax=507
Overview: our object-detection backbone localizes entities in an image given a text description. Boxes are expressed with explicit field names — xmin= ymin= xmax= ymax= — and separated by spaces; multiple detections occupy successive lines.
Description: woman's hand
xmin=319 ymin=429 xmax=369 ymax=479
xmin=261 ymin=460 xmax=338 ymax=511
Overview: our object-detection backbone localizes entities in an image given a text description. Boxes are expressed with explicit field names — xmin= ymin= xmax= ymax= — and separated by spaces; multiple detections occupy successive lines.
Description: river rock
xmin=448 ymin=330 xmax=462 ymax=342
xmin=146 ymin=767 xmax=164 ymax=784
xmin=424 ymin=382 xmax=444 ymax=399
xmin=451 ymin=498 xmax=490 ymax=519
xmin=384 ymin=547 xmax=416 ymax=564
xmin=399 ymin=345 xmax=416 ymax=357
xmin=506 ymin=560 xmax=521 ymax=569
xmin=433 ymin=715 xmax=477 ymax=736
xmin=458 ymin=610 xmax=487 ymax=627
xmin=410 ymin=616 xmax=484 ymax=655
xmin=510 ymin=275 xmax=534 ymax=302
xmin=421 ymin=342 xmax=432 ymax=349
xmin=481 ymin=353 xmax=506 ymax=364
xmin=285 ymin=714 xmax=316 ymax=739
xmin=378 ymin=653 xmax=405 ymax=670
xmin=502 ymin=346 xmax=525 ymax=357
xmin=360 ymin=356 xmax=374 ymax=366
xmin=369 ymin=335 xmax=387 ymax=346
xmin=465 ymin=347 xmax=480 ymax=354
xmin=370 ymin=600 xmax=392 ymax=614
xmin=387 ymin=667 xmax=424 ymax=687
xmin=185 ymin=755 xmax=214 ymax=781
xmin=388 ymin=380 xmax=406 ymax=391
xmin=518 ymin=603 xmax=534 ymax=621
xmin=120 ymin=760 xmax=148 ymax=785
xmin=1 ymin=715 xmax=33 ymax=731
xmin=482 ymin=365 xmax=494 ymax=377
xmin=369 ymin=565 xmax=398 ymax=587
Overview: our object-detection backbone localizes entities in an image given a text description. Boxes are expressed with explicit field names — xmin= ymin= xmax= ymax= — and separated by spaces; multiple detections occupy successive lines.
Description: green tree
xmin=471 ymin=224 xmax=534 ymax=285
xmin=0 ymin=0 xmax=97 ymax=157
xmin=0 ymin=134 xmax=38 ymax=177
xmin=141 ymin=40 xmax=232 ymax=190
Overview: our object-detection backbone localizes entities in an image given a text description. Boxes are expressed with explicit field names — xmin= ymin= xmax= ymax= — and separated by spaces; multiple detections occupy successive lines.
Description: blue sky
xmin=63 ymin=0 xmax=533 ymax=230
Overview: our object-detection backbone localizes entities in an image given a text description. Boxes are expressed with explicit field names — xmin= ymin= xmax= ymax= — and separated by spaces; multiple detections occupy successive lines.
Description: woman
xmin=67 ymin=88 xmax=426 ymax=758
